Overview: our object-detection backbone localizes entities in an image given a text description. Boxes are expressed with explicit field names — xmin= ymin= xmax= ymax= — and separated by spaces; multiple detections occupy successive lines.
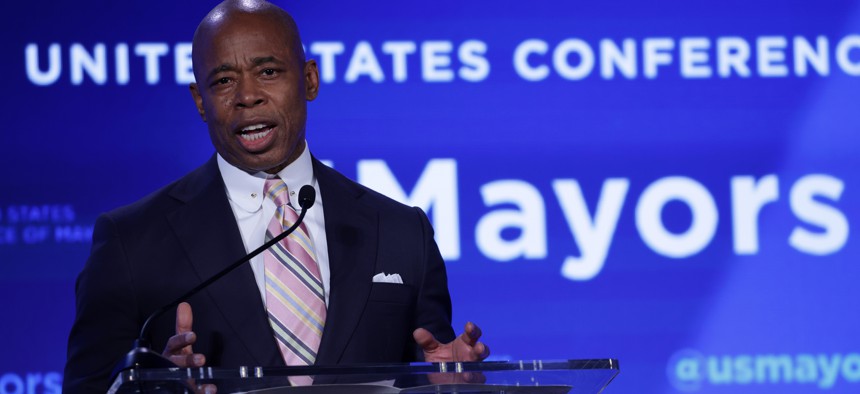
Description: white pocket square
xmin=372 ymin=272 xmax=403 ymax=284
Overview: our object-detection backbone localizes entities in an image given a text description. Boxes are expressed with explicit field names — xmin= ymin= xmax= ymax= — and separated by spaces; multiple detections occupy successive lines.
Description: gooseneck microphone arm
xmin=136 ymin=185 xmax=316 ymax=348
xmin=113 ymin=185 xmax=316 ymax=378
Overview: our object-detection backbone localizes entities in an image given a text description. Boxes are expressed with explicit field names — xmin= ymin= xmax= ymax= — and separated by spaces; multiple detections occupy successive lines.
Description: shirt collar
xmin=217 ymin=141 xmax=315 ymax=213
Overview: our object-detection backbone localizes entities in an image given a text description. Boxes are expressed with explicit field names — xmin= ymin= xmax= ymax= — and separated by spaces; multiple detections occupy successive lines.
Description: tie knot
xmin=264 ymin=178 xmax=290 ymax=207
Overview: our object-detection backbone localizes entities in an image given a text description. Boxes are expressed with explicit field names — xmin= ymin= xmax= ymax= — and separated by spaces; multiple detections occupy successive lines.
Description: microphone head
xmin=298 ymin=185 xmax=316 ymax=209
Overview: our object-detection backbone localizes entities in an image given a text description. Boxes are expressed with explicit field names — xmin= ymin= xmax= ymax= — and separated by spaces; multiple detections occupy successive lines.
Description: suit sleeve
xmin=63 ymin=214 xmax=141 ymax=394
xmin=413 ymin=207 xmax=456 ymax=345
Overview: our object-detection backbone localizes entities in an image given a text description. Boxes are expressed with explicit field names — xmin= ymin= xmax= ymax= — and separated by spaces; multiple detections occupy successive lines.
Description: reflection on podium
xmin=109 ymin=359 xmax=619 ymax=393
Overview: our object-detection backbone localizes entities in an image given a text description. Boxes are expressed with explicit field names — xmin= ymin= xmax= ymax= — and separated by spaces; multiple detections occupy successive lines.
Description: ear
xmin=304 ymin=59 xmax=319 ymax=101
xmin=189 ymin=83 xmax=207 ymax=122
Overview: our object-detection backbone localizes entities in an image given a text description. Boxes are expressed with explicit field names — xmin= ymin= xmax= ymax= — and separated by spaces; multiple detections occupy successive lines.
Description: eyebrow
xmin=251 ymin=56 xmax=284 ymax=67
xmin=206 ymin=64 xmax=238 ymax=81
xmin=206 ymin=57 xmax=287 ymax=81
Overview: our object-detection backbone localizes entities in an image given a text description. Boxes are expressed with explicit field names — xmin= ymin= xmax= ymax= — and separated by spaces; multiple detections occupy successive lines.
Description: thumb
xmin=176 ymin=302 xmax=194 ymax=335
xmin=413 ymin=328 xmax=440 ymax=352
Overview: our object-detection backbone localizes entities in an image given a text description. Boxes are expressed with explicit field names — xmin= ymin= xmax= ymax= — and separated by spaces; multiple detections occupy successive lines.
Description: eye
xmin=262 ymin=68 xmax=278 ymax=77
xmin=210 ymin=76 xmax=232 ymax=88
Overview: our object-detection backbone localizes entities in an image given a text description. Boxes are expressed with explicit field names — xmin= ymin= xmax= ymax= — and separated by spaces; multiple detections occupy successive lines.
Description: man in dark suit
xmin=63 ymin=1 xmax=488 ymax=393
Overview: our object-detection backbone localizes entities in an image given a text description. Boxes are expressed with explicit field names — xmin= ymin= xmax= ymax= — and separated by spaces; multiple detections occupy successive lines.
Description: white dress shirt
xmin=217 ymin=143 xmax=331 ymax=305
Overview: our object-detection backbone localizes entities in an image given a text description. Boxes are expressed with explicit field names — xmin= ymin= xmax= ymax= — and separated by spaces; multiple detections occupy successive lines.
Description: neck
xmin=263 ymin=140 xmax=306 ymax=175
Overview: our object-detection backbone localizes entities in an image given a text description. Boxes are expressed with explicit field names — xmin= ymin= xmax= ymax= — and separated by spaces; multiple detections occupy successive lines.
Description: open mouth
xmin=238 ymin=123 xmax=275 ymax=141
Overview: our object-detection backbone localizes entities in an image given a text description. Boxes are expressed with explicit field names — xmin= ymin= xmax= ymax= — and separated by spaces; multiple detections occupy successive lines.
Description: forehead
xmin=197 ymin=13 xmax=295 ymax=65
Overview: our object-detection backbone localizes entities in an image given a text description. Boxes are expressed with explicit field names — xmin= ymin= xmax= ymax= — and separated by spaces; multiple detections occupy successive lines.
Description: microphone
xmin=111 ymin=185 xmax=317 ymax=379
xmin=298 ymin=183 xmax=315 ymax=210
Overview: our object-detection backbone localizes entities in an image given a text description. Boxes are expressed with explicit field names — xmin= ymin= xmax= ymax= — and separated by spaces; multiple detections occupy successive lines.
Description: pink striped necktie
xmin=262 ymin=178 xmax=326 ymax=386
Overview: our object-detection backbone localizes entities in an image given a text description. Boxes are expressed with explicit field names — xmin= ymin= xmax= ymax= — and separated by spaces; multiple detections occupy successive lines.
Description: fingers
xmin=163 ymin=331 xmax=206 ymax=366
xmin=418 ymin=323 xmax=489 ymax=362
xmin=165 ymin=332 xmax=196 ymax=355
xmin=163 ymin=302 xmax=206 ymax=367
xmin=172 ymin=302 xmax=195 ymax=356
xmin=169 ymin=352 xmax=207 ymax=368
xmin=176 ymin=302 xmax=194 ymax=335
xmin=455 ymin=340 xmax=488 ymax=361
xmin=413 ymin=328 xmax=440 ymax=352
xmin=466 ymin=321 xmax=482 ymax=342
xmin=462 ymin=322 xmax=489 ymax=361
xmin=459 ymin=321 xmax=482 ymax=347
xmin=473 ymin=342 xmax=490 ymax=360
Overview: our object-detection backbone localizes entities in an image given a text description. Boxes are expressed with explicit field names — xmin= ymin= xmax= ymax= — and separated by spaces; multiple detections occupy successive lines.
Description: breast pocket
xmin=368 ymin=282 xmax=415 ymax=305
xmin=348 ymin=283 xmax=417 ymax=361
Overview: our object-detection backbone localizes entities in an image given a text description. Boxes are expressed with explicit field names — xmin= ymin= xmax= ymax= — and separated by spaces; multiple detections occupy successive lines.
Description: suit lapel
xmin=166 ymin=156 xmax=283 ymax=366
xmin=313 ymin=159 xmax=379 ymax=365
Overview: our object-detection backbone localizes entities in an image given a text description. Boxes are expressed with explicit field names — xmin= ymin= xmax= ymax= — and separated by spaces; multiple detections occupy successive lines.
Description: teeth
xmin=242 ymin=123 xmax=268 ymax=132
xmin=240 ymin=128 xmax=272 ymax=141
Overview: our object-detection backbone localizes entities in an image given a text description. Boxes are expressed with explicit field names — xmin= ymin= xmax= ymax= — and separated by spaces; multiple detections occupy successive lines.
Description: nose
xmin=234 ymin=78 xmax=265 ymax=108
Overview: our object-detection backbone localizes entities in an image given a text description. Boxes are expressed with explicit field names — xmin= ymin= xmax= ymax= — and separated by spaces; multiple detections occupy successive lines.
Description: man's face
xmin=190 ymin=13 xmax=319 ymax=174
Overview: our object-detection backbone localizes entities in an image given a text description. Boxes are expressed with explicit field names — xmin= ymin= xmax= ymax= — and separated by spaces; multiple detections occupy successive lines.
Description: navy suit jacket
xmin=63 ymin=156 xmax=455 ymax=394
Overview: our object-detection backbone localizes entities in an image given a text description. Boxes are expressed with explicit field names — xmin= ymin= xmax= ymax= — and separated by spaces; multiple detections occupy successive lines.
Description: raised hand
xmin=161 ymin=302 xmax=207 ymax=367
xmin=414 ymin=321 xmax=490 ymax=362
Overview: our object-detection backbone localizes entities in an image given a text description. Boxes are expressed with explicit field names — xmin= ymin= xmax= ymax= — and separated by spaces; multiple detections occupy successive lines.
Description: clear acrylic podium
xmin=109 ymin=359 xmax=619 ymax=393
